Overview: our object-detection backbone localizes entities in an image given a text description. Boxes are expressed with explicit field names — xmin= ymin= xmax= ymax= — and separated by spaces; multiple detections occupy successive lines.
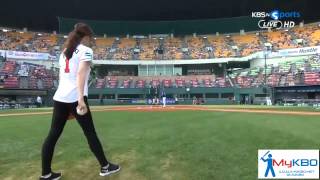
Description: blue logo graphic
xmin=270 ymin=10 xmax=301 ymax=20
xmin=270 ymin=10 xmax=279 ymax=20
xmin=260 ymin=151 xmax=276 ymax=177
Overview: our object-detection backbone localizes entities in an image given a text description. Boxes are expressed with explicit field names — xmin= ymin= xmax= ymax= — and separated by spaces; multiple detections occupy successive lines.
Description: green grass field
xmin=0 ymin=105 xmax=320 ymax=180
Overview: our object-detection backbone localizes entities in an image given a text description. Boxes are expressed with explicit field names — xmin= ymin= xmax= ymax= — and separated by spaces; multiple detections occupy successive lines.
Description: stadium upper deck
xmin=0 ymin=23 xmax=319 ymax=61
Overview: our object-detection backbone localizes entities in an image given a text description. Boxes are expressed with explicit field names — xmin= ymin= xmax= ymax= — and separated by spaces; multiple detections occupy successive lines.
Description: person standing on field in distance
xmin=36 ymin=96 xmax=42 ymax=108
xmin=161 ymin=88 xmax=166 ymax=107
xmin=40 ymin=23 xmax=120 ymax=180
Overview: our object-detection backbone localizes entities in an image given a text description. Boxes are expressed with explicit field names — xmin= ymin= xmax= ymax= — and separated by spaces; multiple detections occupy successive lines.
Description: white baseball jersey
xmin=53 ymin=44 xmax=93 ymax=103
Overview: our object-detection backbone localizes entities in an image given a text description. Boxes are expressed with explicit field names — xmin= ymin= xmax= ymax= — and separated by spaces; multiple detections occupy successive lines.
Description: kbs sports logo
xmin=258 ymin=150 xmax=319 ymax=179
xmin=252 ymin=10 xmax=300 ymax=29
xmin=252 ymin=10 xmax=301 ymax=20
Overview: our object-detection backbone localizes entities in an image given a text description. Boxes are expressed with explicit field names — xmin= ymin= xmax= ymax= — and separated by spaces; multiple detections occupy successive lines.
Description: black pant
xmin=41 ymin=97 xmax=108 ymax=175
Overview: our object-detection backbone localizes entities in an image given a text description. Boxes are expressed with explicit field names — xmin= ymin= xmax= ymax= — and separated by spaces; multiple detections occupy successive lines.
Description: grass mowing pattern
xmin=0 ymin=109 xmax=319 ymax=180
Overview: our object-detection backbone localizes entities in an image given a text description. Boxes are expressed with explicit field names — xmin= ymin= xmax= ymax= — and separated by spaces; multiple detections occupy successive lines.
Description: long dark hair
xmin=63 ymin=23 xmax=93 ymax=59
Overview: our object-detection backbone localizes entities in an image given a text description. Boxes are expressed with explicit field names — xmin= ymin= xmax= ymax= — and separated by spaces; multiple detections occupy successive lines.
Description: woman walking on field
xmin=40 ymin=23 xmax=120 ymax=180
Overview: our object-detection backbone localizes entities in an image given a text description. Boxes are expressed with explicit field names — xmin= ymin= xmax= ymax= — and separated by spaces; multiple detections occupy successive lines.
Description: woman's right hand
xmin=77 ymin=98 xmax=88 ymax=115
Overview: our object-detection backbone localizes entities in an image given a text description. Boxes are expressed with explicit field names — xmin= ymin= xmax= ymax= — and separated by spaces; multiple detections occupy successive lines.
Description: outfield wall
xmin=2 ymin=86 xmax=320 ymax=107
xmin=88 ymin=87 xmax=269 ymax=105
